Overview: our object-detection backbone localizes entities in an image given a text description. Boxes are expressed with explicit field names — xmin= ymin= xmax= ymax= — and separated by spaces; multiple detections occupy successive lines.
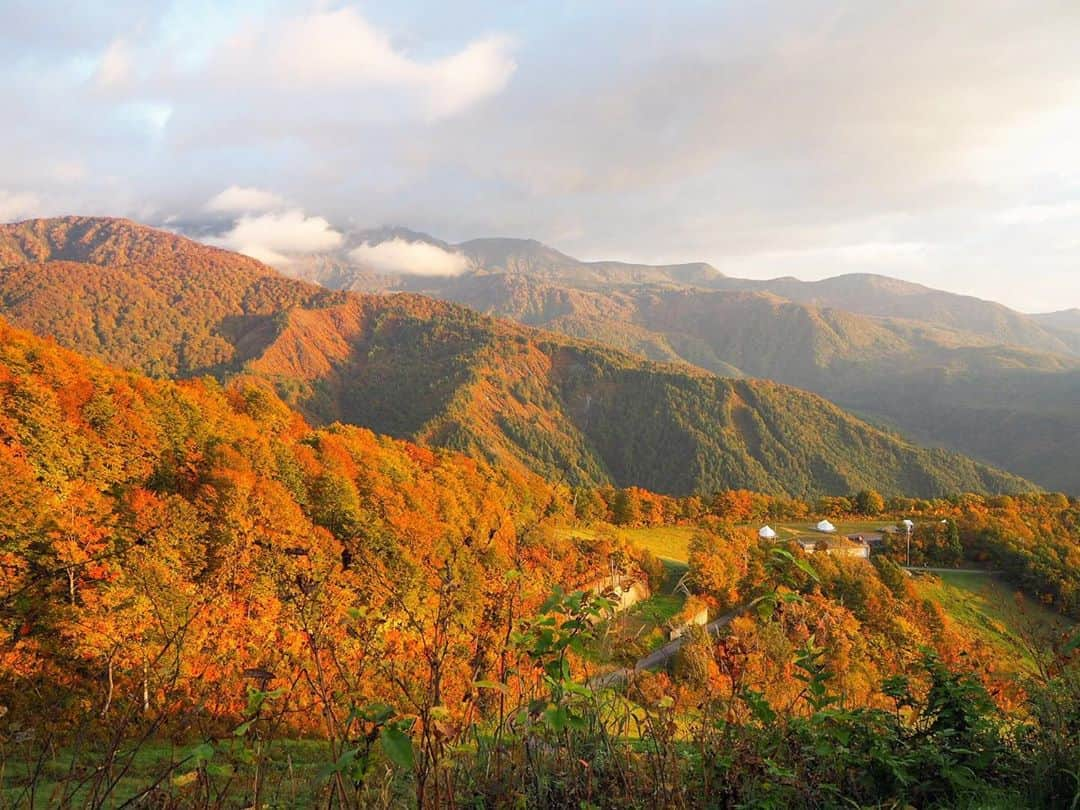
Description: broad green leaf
xmin=380 ymin=727 xmax=415 ymax=769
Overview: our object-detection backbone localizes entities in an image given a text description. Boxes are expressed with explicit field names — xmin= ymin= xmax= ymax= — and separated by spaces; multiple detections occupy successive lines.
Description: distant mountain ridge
xmin=274 ymin=228 xmax=1080 ymax=493
xmin=286 ymin=230 xmax=1076 ymax=355
xmin=0 ymin=216 xmax=1033 ymax=498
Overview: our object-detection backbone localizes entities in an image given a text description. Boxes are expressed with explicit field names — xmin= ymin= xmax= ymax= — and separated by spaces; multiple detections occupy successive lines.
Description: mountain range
xmin=0 ymin=216 xmax=1033 ymax=499
xmin=279 ymin=229 xmax=1080 ymax=493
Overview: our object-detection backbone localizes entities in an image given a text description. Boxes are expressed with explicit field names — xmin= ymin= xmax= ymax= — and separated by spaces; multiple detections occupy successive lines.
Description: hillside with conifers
xmin=0 ymin=217 xmax=1033 ymax=499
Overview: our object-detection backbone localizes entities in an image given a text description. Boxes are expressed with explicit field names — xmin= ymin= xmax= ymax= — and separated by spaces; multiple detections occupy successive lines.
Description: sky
xmin=2 ymin=0 xmax=1079 ymax=312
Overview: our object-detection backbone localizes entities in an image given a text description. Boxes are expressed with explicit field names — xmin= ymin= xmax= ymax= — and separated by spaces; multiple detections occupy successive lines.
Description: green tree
xmin=611 ymin=488 xmax=640 ymax=526
xmin=854 ymin=488 xmax=885 ymax=516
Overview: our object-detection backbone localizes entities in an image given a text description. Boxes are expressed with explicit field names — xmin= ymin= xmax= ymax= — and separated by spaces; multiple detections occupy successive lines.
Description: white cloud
xmin=94 ymin=38 xmax=132 ymax=88
xmin=205 ymin=185 xmax=286 ymax=214
xmin=995 ymin=201 xmax=1080 ymax=225
xmin=832 ymin=241 xmax=928 ymax=264
xmin=0 ymin=190 xmax=41 ymax=222
xmin=208 ymin=209 xmax=343 ymax=266
xmin=49 ymin=161 xmax=86 ymax=183
xmin=349 ymin=238 xmax=471 ymax=276
xmin=215 ymin=7 xmax=516 ymax=120
xmin=423 ymin=35 xmax=518 ymax=119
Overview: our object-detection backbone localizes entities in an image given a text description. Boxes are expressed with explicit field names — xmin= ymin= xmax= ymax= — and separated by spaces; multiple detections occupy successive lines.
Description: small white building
xmin=816 ymin=519 xmax=837 ymax=533
xmin=758 ymin=525 xmax=778 ymax=540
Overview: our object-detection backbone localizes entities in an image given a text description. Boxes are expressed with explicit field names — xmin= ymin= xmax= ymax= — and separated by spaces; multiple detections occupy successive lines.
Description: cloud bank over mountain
xmin=349 ymin=238 xmax=470 ymax=276
xmin=208 ymin=209 xmax=343 ymax=265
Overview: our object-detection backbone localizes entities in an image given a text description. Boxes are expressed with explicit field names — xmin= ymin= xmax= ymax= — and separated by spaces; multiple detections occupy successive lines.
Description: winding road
xmin=901 ymin=566 xmax=998 ymax=574
xmin=590 ymin=605 xmax=748 ymax=689
xmin=589 ymin=568 xmax=997 ymax=689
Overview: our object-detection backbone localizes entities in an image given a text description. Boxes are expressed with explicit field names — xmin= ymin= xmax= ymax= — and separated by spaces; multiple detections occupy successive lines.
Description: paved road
xmin=901 ymin=566 xmax=999 ymax=574
xmin=590 ymin=605 xmax=748 ymax=689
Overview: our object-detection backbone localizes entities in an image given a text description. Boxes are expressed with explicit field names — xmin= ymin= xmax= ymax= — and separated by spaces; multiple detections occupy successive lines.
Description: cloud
xmin=995 ymin=201 xmax=1080 ymax=225
xmin=208 ymin=209 xmax=343 ymax=266
xmin=205 ymin=186 xmax=286 ymax=214
xmin=49 ymin=161 xmax=86 ymax=183
xmin=349 ymin=238 xmax=471 ymax=276
xmin=212 ymin=7 xmax=516 ymax=120
xmin=720 ymin=238 xmax=930 ymax=277
xmin=94 ymin=38 xmax=132 ymax=88
xmin=0 ymin=190 xmax=41 ymax=222
xmin=3 ymin=1 xmax=1080 ymax=310
xmin=424 ymin=35 xmax=518 ymax=119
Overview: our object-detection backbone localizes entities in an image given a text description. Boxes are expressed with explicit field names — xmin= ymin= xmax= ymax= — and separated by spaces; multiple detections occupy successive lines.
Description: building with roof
xmin=796 ymin=535 xmax=870 ymax=559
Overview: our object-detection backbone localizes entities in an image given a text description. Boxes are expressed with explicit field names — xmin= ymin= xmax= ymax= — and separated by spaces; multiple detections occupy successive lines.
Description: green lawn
xmin=771 ymin=519 xmax=895 ymax=537
xmin=555 ymin=520 xmax=894 ymax=564
xmin=555 ymin=525 xmax=700 ymax=563
xmin=914 ymin=570 xmax=1074 ymax=675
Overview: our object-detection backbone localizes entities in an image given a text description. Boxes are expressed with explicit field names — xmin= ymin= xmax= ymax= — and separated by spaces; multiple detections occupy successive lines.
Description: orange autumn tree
xmin=0 ymin=317 xmax=618 ymax=743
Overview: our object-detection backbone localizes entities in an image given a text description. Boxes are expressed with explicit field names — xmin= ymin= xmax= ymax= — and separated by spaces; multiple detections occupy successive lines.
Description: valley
xmin=0 ymin=226 xmax=1076 ymax=807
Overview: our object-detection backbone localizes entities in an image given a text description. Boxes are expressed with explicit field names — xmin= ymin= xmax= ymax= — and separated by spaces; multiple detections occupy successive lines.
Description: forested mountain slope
xmin=282 ymin=231 xmax=1080 ymax=492
xmin=0 ymin=217 xmax=1033 ymax=498
xmin=0 ymin=312 xmax=639 ymax=743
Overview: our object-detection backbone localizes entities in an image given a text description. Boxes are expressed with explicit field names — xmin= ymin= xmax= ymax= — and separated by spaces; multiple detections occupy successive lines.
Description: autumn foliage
xmin=0 ymin=316 xmax=632 ymax=741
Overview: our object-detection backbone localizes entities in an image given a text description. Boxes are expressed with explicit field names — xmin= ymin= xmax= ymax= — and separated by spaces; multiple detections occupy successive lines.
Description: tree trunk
xmin=101 ymin=656 xmax=114 ymax=718
xmin=142 ymin=657 xmax=150 ymax=713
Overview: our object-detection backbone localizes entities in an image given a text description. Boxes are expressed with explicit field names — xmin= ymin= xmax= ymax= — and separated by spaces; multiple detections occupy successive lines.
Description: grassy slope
xmin=913 ymin=571 xmax=1074 ymax=675
xmin=554 ymin=525 xmax=699 ymax=563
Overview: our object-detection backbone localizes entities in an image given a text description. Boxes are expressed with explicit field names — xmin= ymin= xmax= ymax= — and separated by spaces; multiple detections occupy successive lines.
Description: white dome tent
xmin=815 ymin=519 xmax=836 ymax=533
xmin=758 ymin=525 xmax=777 ymax=540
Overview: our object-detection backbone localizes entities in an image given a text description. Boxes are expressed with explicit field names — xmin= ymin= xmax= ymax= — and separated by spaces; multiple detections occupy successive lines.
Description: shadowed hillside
xmin=281 ymin=232 xmax=1080 ymax=492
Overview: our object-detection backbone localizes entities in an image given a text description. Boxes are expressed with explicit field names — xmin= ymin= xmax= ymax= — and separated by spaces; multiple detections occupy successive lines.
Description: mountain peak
xmin=0 ymin=215 xmax=275 ymax=275
xmin=352 ymin=226 xmax=450 ymax=249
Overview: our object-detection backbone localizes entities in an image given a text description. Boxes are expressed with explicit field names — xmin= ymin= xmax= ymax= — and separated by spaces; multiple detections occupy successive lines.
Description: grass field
xmin=554 ymin=525 xmax=700 ymax=562
xmin=913 ymin=570 xmax=1074 ymax=675
xmin=771 ymin=519 xmax=896 ymax=537
xmin=556 ymin=520 xmax=896 ymax=564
